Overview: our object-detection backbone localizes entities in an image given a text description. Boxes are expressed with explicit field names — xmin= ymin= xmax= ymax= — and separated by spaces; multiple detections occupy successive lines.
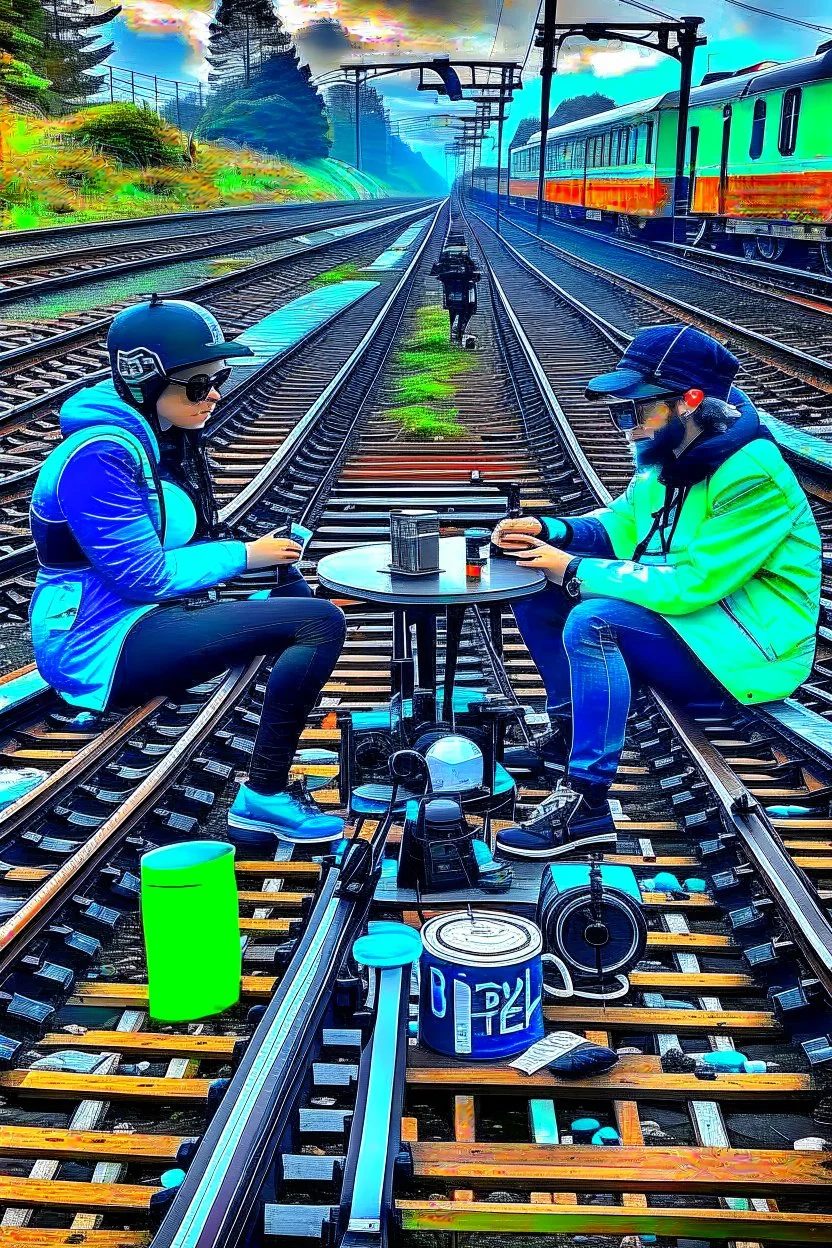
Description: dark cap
xmin=586 ymin=324 xmax=740 ymax=402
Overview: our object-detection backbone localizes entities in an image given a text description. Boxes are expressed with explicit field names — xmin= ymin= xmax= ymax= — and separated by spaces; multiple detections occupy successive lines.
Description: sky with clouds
xmin=105 ymin=0 xmax=832 ymax=177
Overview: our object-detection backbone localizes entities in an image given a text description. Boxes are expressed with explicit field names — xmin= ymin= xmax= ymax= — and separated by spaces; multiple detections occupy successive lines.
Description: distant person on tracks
xmin=491 ymin=324 xmax=821 ymax=860
xmin=28 ymin=295 xmax=347 ymax=848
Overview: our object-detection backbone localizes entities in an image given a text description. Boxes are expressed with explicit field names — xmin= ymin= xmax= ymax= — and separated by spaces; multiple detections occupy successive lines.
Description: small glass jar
xmin=465 ymin=528 xmax=491 ymax=581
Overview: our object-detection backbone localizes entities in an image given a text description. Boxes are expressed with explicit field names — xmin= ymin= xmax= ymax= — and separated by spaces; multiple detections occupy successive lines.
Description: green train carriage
xmin=505 ymin=41 xmax=832 ymax=267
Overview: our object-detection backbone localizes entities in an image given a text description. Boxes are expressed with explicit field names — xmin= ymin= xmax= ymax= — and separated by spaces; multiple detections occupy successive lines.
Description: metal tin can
xmin=464 ymin=528 xmax=490 ymax=581
xmin=419 ymin=911 xmax=544 ymax=1059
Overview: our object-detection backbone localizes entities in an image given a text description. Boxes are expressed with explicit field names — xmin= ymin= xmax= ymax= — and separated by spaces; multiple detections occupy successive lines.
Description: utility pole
xmin=534 ymin=16 xmax=705 ymax=246
xmin=535 ymin=0 xmax=557 ymax=234
xmin=495 ymin=67 xmax=508 ymax=235
xmin=673 ymin=17 xmax=702 ymax=242
xmin=354 ymin=71 xmax=362 ymax=171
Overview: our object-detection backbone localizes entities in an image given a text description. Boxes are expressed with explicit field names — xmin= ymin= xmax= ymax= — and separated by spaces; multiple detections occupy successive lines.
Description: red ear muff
xmin=684 ymin=388 xmax=704 ymax=408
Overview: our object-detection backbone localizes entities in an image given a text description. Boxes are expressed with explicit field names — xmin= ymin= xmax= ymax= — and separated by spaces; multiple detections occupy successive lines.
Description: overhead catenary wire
xmin=723 ymin=0 xmax=832 ymax=37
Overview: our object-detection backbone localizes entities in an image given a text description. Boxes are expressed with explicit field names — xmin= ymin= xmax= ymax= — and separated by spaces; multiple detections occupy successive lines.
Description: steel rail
xmin=0 ymin=201 xmax=435 ymax=307
xmin=471 ymin=204 xmax=832 ymax=393
xmin=0 ymin=204 xmax=440 ymax=865
xmin=0 ymin=196 xmax=421 ymax=249
xmin=0 ymin=659 xmax=259 ymax=977
xmin=153 ymin=866 xmax=371 ymax=1248
xmin=505 ymin=198 xmax=832 ymax=309
xmin=145 ymin=198 xmax=447 ymax=1247
xmin=474 ymin=215 xmax=832 ymax=1000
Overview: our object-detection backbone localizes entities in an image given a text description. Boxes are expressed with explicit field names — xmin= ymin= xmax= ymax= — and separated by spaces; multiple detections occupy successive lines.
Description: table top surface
xmin=316 ymin=536 xmax=547 ymax=606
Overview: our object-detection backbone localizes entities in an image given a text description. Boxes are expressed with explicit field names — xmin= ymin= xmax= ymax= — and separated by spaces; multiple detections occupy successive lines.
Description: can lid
xmin=422 ymin=911 xmax=542 ymax=965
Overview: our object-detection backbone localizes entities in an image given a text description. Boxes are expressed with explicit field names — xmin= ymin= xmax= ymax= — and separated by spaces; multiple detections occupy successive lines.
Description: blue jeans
xmin=512 ymin=521 xmax=727 ymax=788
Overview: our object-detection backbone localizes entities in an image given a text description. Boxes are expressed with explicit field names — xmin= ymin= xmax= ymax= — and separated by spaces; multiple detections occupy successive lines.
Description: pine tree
xmin=0 ymin=0 xmax=50 ymax=105
xmin=206 ymin=0 xmax=287 ymax=95
xmin=39 ymin=0 xmax=120 ymax=106
xmin=201 ymin=22 xmax=329 ymax=161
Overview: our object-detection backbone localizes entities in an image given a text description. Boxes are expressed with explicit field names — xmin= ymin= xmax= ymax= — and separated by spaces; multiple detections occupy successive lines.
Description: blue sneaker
xmin=496 ymin=781 xmax=616 ymax=860
xmin=228 ymin=779 xmax=345 ymax=845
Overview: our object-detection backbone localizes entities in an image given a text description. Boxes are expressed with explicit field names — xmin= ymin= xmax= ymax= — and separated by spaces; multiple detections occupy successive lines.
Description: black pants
xmin=109 ymin=568 xmax=346 ymax=794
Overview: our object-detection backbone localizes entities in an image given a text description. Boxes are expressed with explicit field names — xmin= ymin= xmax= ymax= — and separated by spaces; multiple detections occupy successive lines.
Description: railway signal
xmin=534 ymin=10 xmax=706 ymax=242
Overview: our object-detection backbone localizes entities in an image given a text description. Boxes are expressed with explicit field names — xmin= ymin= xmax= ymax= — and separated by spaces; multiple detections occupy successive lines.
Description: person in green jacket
xmin=493 ymin=324 xmax=821 ymax=859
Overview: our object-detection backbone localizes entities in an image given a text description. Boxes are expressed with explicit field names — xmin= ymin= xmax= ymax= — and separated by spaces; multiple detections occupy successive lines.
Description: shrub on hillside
xmin=71 ymin=104 xmax=184 ymax=169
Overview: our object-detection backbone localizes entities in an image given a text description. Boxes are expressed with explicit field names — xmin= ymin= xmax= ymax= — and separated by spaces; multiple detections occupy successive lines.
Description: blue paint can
xmin=419 ymin=910 xmax=544 ymax=1060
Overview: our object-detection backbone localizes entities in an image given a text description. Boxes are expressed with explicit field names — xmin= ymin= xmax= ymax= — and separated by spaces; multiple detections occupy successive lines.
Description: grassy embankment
xmin=0 ymin=108 xmax=392 ymax=231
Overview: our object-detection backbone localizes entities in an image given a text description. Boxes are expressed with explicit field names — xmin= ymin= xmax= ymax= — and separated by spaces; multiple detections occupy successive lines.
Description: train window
xmin=645 ymin=119 xmax=654 ymax=164
xmin=629 ymin=127 xmax=638 ymax=163
xmin=779 ymin=87 xmax=801 ymax=155
xmin=749 ymin=98 xmax=766 ymax=159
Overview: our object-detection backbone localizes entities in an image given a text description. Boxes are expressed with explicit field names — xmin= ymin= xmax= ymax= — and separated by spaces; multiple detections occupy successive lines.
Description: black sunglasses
xmin=166 ymin=367 xmax=232 ymax=403
xmin=607 ymin=394 xmax=676 ymax=432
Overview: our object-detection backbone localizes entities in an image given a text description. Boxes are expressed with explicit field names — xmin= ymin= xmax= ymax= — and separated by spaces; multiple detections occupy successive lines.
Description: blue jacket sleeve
xmin=541 ymin=515 xmax=616 ymax=558
xmin=57 ymin=439 xmax=248 ymax=602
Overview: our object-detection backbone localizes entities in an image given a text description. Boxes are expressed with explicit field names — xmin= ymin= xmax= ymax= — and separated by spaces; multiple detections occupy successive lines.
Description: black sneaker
xmin=495 ymin=781 xmax=617 ymax=859
xmin=503 ymin=722 xmax=570 ymax=779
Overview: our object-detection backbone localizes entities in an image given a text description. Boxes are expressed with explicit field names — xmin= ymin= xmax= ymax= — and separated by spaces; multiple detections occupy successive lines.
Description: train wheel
xmin=821 ymin=242 xmax=832 ymax=276
xmin=755 ymin=236 xmax=785 ymax=262
xmin=618 ymin=215 xmax=646 ymax=240
xmin=742 ymin=238 xmax=758 ymax=260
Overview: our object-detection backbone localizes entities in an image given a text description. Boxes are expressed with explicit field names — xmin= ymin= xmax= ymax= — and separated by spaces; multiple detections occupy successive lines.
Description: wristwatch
xmin=562 ymin=557 xmax=583 ymax=602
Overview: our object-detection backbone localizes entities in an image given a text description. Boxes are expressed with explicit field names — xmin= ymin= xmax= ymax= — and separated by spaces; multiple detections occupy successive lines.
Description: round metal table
xmin=317 ymin=536 xmax=546 ymax=722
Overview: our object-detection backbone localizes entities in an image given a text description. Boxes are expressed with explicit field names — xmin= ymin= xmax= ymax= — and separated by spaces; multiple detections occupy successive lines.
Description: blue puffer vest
xmin=29 ymin=380 xmax=248 ymax=711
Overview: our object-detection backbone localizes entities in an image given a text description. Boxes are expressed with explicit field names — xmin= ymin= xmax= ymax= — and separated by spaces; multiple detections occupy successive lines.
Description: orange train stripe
xmin=509 ymin=177 xmax=672 ymax=215
xmin=692 ymin=172 xmax=832 ymax=222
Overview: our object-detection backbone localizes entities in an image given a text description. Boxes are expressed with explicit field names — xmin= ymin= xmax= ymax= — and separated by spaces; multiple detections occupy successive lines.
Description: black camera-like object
xmin=398 ymin=793 xmax=479 ymax=893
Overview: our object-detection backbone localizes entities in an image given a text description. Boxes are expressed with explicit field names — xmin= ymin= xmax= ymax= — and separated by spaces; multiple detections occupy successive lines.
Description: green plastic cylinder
xmin=140 ymin=841 xmax=241 ymax=1022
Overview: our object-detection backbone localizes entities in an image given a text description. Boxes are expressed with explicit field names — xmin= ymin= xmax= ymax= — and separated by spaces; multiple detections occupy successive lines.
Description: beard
xmin=631 ymin=416 xmax=686 ymax=469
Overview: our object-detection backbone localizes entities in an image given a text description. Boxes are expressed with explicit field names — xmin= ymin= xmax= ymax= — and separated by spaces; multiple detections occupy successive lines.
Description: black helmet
xmin=106 ymin=294 xmax=254 ymax=416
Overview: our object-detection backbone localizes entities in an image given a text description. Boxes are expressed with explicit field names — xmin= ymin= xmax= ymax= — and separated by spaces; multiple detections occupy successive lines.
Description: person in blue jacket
xmin=29 ymin=295 xmax=347 ymax=846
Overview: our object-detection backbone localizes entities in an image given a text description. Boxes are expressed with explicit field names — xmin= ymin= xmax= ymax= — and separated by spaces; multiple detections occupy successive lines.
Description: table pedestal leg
xmin=412 ymin=610 xmax=437 ymax=698
xmin=391 ymin=609 xmax=407 ymax=699
xmin=488 ymin=605 xmax=504 ymax=661
xmin=442 ymin=606 xmax=467 ymax=725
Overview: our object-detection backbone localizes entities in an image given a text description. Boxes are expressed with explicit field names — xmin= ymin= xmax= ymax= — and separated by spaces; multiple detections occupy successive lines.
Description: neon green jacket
xmin=551 ymin=431 xmax=821 ymax=705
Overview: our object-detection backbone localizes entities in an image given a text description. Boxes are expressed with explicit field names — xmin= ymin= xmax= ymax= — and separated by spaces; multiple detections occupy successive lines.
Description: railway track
xmin=0 ymin=200 xmax=431 ymax=311
xmin=216 ymin=206 xmax=832 ymax=1245
xmin=472 ymin=195 xmax=832 ymax=433
xmin=0 ymin=199 xmax=448 ymax=1244
xmin=506 ymin=198 xmax=832 ymax=312
xmin=3 ymin=192 xmax=832 ymax=1245
xmin=0 ymin=197 xmax=419 ymax=262
xmin=0 ymin=198 xmax=433 ymax=367
xmin=0 ymin=202 xmax=438 ymax=618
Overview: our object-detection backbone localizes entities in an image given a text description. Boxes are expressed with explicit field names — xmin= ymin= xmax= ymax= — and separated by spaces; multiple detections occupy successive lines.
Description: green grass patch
xmin=384 ymin=304 xmax=474 ymax=440
xmin=312 ymin=262 xmax=364 ymax=287
xmin=392 ymin=375 xmax=453 ymax=404
xmin=386 ymin=404 xmax=466 ymax=440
